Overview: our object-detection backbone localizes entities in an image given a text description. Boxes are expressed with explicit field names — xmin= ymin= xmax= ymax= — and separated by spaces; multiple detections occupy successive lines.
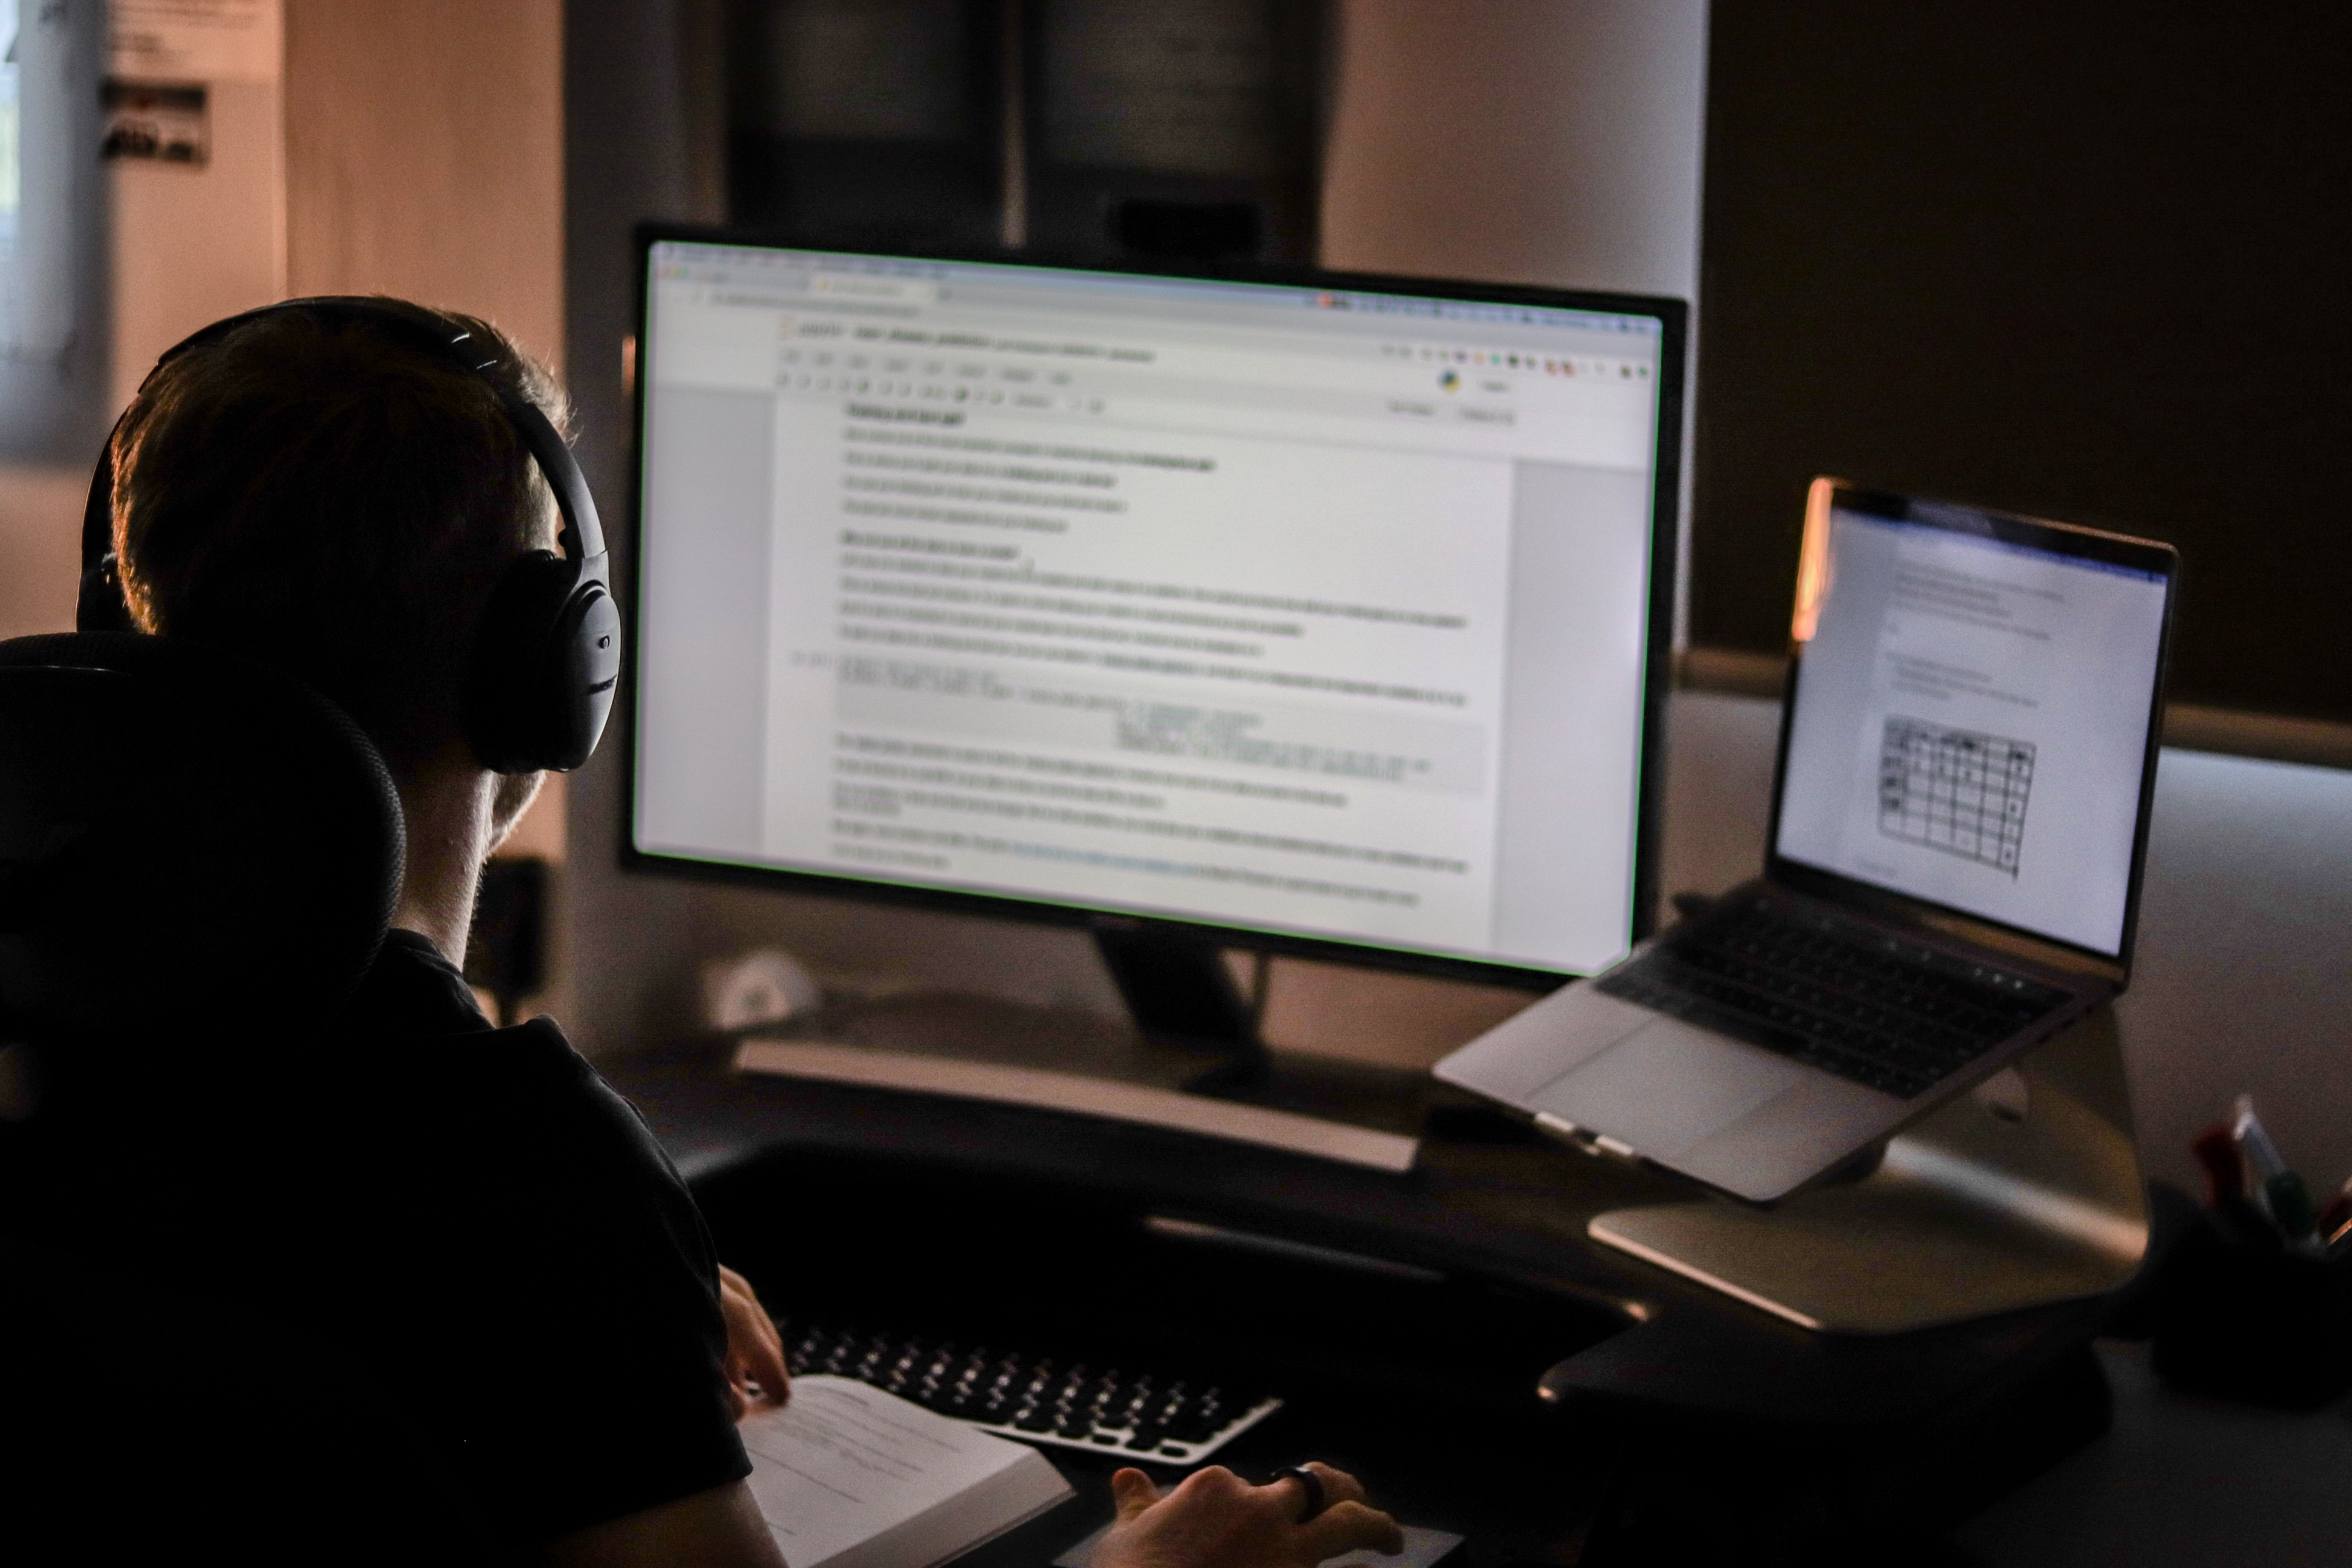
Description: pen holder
xmin=2150 ymin=1215 xmax=2352 ymax=1410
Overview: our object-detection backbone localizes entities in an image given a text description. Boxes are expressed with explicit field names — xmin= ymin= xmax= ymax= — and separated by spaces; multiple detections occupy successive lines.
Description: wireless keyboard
xmin=782 ymin=1318 xmax=1283 ymax=1464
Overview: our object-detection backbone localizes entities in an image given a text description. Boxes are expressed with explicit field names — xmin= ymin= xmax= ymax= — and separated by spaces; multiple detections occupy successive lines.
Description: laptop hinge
xmin=1902 ymin=905 xmax=2125 ymax=986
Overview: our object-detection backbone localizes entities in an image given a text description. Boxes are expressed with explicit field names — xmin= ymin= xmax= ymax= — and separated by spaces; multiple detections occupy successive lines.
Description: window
xmin=0 ymin=0 xmax=74 ymax=363
xmin=0 ymin=0 xmax=99 ymax=462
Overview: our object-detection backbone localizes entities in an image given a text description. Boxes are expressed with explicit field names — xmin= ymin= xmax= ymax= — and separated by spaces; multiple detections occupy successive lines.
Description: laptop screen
xmin=1774 ymin=493 xmax=2172 ymax=958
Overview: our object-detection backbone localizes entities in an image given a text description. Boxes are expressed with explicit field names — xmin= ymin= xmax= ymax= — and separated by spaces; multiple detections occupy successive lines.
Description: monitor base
xmin=733 ymin=1037 xmax=1419 ymax=1172
xmin=1587 ymin=1003 xmax=2149 ymax=1334
xmin=730 ymin=986 xmax=1423 ymax=1174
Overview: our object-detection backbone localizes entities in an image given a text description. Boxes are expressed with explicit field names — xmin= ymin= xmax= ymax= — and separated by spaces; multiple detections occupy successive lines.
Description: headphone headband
xmin=82 ymin=297 xmax=604 ymax=571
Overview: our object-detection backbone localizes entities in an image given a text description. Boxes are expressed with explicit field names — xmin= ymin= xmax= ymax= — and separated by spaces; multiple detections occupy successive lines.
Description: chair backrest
xmin=0 ymin=632 xmax=403 ymax=1059
xmin=0 ymin=634 xmax=409 ymax=1560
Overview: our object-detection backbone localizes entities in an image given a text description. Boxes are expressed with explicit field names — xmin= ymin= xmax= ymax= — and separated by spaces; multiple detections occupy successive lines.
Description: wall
xmin=1318 ymin=0 xmax=1706 ymax=301
xmin=0 ymin=0 xmax=280 ymax=658
xmin=100 ymin=1 xmax=567 ymax=382
xmin=1693 ymin=2 xmax=2352 ymax=724
xmin=282 ymin=1 xmax=563 ymax=370
xmin=559 ymin=0 xmax=1710 ymax=1063
xmin=0 ymin=462 xmax=92 ymax=640
xmin=279 ymin=0 xmax=568 ymax=882
xmin=109 ymin=27 xmax=284 ymax=412
xmin=5 ymin=0 xmax=569 ymax=826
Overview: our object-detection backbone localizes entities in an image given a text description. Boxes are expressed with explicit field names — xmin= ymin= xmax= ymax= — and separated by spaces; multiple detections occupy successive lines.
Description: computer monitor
xmin=626 ymin=227 xmax=1685 ymax=1059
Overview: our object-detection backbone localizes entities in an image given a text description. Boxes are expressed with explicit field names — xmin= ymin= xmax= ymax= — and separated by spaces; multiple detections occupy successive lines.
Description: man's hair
xmin=110 ymin=302 xmax=566 ymax=773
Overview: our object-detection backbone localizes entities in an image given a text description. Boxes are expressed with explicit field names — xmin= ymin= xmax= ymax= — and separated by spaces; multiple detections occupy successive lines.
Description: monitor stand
xmin=730 ymin=923 xmax=1424 ymax=1174
xmin=1585 ymin=1002 xmax=2150 ymax=1334
xmin=1088 ymin=918 xmax=1267 ymax=1091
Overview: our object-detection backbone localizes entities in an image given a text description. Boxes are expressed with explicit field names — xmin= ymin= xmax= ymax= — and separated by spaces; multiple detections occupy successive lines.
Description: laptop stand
xmin=1587 ymin=1002 xmax=2149 ymax=1334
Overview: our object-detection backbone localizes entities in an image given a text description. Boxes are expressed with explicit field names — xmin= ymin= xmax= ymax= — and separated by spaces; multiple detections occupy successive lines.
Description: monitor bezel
xmin=618 ymin=220 xmax=1688 ymax=992
xmin=1763 ymin=481 xmax=2180 ymax=980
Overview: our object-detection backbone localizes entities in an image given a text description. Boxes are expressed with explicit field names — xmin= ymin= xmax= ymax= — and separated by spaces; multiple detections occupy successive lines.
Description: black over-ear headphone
xmin=78 ymin=296 xmax=622 ymax=773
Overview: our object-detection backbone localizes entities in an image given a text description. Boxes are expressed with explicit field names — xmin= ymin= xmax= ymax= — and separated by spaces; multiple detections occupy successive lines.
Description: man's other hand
xmin=1091 ymin=1462 xmax=1403 ymax=1568
xmin=716 ymin=1264 xmax=790 ymax=1417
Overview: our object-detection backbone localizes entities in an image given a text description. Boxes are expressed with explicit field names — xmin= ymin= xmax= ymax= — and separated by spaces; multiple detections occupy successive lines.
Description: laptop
xmin=1436 ymin=480 xmax=2179 ymax=1203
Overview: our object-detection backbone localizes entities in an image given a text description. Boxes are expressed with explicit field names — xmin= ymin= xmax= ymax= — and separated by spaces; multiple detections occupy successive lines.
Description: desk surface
xmin=1955 ymin=1340 xmax=2352 ymax=1566
xmin=596 ymin=1033 xmax=2352 ymax=1564
xmin=615 ymin=1026 xmax=2118 ymax=1420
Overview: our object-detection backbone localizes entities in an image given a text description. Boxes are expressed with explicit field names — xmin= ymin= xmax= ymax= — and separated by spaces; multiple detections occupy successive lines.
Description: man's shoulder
xmin=359 ymin=1015 xmax=681 ymax=1200
xmin=315 ymin=996 xmax=740 ymax=1542
xmin=338 ymin=930 xmax=648 ymax=1145
xmin=401 ymin=1012 xmax=598 ymax=1094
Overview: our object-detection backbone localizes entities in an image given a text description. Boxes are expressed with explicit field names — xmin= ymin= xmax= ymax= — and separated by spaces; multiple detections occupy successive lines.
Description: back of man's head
xmin=109 ymin=302 xmax=563 ymax=774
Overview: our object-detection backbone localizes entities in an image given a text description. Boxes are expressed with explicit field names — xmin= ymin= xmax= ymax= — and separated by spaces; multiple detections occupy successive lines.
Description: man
xmin=80 ymin=300 xmax=1399 ymax=1566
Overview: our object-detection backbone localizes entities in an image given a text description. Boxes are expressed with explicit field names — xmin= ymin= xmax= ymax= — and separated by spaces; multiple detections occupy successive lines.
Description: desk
xmin=601 ymin=1034 xmax=2282 ymax=1565
xmin=1954 ymin=1341 xmax=2352 ymax=1566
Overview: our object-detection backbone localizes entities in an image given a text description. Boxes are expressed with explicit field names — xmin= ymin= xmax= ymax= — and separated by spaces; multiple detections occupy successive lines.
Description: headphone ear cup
xmin=463 ymin=552 xmax=622 ymax=773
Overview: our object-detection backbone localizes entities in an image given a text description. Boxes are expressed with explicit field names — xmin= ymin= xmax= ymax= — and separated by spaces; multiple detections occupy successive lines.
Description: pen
xmin=2233 ymin=1097 xmax=2325 ymax=1250
xmin=2192 ymin=1123 xmax=2274 ymax=1245
xmin=2191 ymin=1124 xmax=2246 ymax=1209
xmin=2233 ymin=1095 xmax=2290 ymax=1186
xmin=2316 ymin=1174 xmax=2352 ymax=1240
xmin=2234 ymin=1096 xmax=2289 ymax=1232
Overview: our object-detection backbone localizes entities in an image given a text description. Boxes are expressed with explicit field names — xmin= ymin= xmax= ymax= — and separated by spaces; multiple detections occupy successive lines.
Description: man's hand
xmin=716 ymin=1264 xmax=790 ymax=1418
xmin=1091 ymin=1462 xmax=1403 ymax=1568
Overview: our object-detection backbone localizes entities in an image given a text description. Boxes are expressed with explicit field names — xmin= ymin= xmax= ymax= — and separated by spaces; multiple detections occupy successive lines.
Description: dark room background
xmin=1695 ymin=2 xmax=2352 ymax=726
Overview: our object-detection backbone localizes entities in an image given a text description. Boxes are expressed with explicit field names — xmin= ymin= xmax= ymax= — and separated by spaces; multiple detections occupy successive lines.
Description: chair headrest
xmin=0 ymin=634 xmax=404 ymax=1040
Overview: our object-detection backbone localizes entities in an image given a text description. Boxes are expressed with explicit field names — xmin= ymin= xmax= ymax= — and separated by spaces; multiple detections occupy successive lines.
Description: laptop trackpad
xmin=1529 ymin=1020 xmax=1806 ymax=1162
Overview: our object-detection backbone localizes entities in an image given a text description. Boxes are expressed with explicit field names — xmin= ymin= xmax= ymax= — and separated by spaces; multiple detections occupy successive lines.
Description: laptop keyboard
xmin=1595 ymin=901 xmax=2072 ymax=1099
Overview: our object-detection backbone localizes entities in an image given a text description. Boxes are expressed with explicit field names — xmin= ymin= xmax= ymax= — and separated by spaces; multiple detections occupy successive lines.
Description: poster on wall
xmin=107 ymin=0 xmax=280 ymax=83
xmin=101 ymin=79 xmax=207 ymax=164
xmin=101 ymin=0 xmax=278 ymax=167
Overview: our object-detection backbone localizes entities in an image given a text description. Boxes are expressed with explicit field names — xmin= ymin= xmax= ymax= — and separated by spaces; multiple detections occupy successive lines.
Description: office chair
xmin=0 ymin=631 xmax=404 ymax=1038
xmin=0 ymin=632 xmax=413 ymax=1560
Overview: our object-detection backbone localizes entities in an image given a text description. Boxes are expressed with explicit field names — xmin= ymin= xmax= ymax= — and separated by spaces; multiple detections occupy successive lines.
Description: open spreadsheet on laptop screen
xmin=631 ymin=239 xmax=1680 ymax=978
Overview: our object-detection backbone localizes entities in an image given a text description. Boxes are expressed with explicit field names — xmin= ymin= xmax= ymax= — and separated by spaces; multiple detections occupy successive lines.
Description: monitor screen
xmin=630 ymin=236 xmax=1682 ymax=980
xmin=1773 ymin=495 xmax=2173 ymax=958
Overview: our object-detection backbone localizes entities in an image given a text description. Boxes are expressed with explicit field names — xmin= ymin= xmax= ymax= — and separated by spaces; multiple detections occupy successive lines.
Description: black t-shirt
xmin=333 ymin=930 xmax=754 ymax=1540
xmin=4 ymin=930 xmax=750 ymax=1564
